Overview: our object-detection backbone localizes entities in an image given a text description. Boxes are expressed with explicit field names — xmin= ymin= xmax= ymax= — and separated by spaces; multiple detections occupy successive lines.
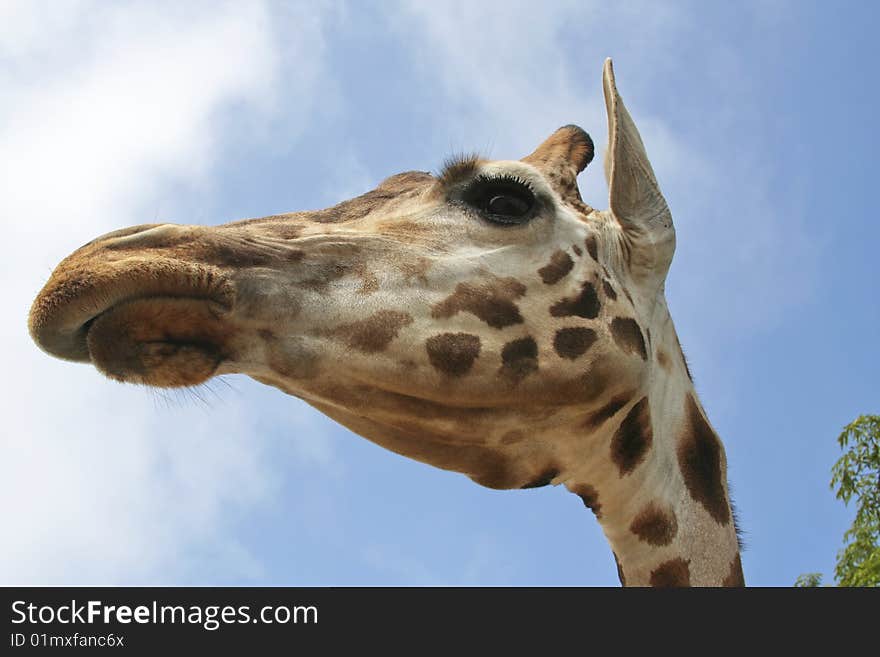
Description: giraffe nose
xmin=89 ymin=223 xmax=201 ymax=250
xmin=30 ymin=221 xmax=230 ymax=363
xmin=78 ymin=223 xmax=161 ymax=248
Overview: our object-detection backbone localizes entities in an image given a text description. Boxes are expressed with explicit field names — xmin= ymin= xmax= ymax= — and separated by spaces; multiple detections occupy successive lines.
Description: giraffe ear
xmin=603 ymin=58 xmax=675 ymax=280
xmin=522 ymin=124 xmax=594 ymax=177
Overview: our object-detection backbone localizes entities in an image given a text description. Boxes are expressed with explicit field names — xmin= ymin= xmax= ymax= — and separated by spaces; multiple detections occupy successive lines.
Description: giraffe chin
xmin=85 ymin=296 xmax=230 ymax=388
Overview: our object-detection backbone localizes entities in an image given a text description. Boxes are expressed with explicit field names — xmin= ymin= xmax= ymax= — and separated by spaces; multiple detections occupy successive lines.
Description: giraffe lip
xmin=83 ymin=296 xmax=230 ymax=387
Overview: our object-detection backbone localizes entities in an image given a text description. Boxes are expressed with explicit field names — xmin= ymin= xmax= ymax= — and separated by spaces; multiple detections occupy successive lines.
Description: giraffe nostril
xmin=79 ymin=223 xmax=165 ymax=249
xmin=98 ymin=223 xmax=193 ymax=251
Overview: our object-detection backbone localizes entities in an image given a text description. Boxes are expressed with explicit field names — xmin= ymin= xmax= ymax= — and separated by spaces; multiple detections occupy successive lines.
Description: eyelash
xmin=472 ymin=173 xmax=536 ymax=193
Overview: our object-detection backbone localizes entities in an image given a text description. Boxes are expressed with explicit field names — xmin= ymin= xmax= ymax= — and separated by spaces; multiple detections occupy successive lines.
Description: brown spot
xmin=583 ymin=391 xmax=633 ymax=431
xmin=359 ymin=275 xmax=379 ymax=294
xmin=629 ymin=504 xmax=678 ymax=546
xmin=538 ymin=250 xmax=574 ymax=285
xmin=570 ymin=483 xmax=602 ymax=518
xmin=354 ymin=264 xmax=379 ymax=295
xmin=549 ymin=282 xmax=600 ymax=319
xmin=206 ymin=242 xmax=277 ymax=268
xmin=602 ymin=279 xmax=617 ymax=301
xmin=264 ymin=223 xmax=304 ymax=240
xmin=650 ymin=558 xmax=691 ymax=587
xmin=499 ymin=337 xmax=538 ymax=382
xmin=395 ymin=256 xmax=432 ymax=286
xmin=500 ymin=430 xmax=525 ymax=445
xmin=331 ymin=310 xmax=413 ymax=353
xmin=678 ymin=395 xmax=730 ymax=524
xmin=611 ymin=397 xmax=653 ymax=476
xmin=613 ymin=552 xmax=626 ymax=586
xmin=297 ymin=258 xmax=355 ymax=291
xmin=584 ymin=235 xmax=598 ymax=261
xmin=610 ymin=317 xmax=647 ymax=360
xmin=425 ymin=333 xmax=481 ymax=377
xmin=722 ymin=554 xmax=745 ymax=587
xmin=432 ymin=278 xmax=526 ymax=329
xmin=521 ymin=467 xmax=559 ymax=489
xmin=572 ymin=244 xmax=583 ymax=257
xmin=657 ymin=350 xmax=671 ymax=370
xmin=553 ymin=327 xmax=597 ymax=360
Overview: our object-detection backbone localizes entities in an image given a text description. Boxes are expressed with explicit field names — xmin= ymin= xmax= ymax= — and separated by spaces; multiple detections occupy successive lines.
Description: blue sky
xmin=2 ymin=0 xmax=877 ymax=585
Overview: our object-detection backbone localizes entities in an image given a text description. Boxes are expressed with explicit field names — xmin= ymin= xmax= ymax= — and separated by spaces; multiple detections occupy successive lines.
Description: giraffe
xmin=29 ymin=60 xmax=743 ymax=587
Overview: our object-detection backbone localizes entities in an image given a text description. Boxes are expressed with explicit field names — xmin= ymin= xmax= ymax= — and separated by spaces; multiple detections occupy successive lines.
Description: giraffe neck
xmin=562 ymin=328 xmax=743 ymax=586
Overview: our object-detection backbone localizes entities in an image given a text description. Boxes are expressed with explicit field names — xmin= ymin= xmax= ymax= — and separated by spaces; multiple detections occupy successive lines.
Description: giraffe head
xmin=31 ymin=59 xmax=741 ymax=585
xmin=30 ymin=60 xmax=676 ymax=490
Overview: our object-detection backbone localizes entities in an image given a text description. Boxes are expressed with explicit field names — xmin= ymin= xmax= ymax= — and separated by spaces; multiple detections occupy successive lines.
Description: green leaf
xmin=794 ymin=573 xmax=823 ymax=587
xmin=831 ymin=415 xmax=880 ymax=587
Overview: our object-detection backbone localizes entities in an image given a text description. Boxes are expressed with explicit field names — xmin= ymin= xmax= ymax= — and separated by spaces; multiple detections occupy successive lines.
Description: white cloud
xmin=0 ymin=0 xmax=336 ymax=584
xmin=397 ymin=0 xmax=605 ymax=158
xmin=2 ymin=1 xmax=280 ymax=257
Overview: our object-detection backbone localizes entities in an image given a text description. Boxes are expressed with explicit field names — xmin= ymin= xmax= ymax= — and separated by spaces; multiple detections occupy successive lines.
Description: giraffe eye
xmin=487 ymin=194 xmax=529 ymax=216
xmin=463 ymin=176 xmax=536 ymax=225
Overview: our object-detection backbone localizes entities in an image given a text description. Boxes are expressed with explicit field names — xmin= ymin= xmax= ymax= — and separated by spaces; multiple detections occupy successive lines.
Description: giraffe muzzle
xmin=85 ymin=296 xmax=230 ymax=387
xmin=29 ymin=245 xmax=235 ymax=381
